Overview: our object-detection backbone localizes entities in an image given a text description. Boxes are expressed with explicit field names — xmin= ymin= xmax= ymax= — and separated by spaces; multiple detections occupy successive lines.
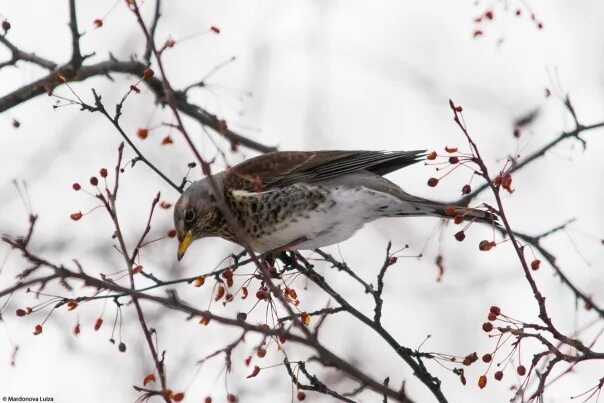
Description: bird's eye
xmin=184 ymin=208 xmax=195 ymax=222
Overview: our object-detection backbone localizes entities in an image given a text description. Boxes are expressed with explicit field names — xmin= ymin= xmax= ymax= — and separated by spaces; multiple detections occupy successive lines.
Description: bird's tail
xmin=394 ymin=196 xmax=499 ymax=225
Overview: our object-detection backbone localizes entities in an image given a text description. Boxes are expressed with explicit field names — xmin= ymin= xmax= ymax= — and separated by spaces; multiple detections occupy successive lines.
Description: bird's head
xmin=173 ymin=178 xmax=221 ymax=261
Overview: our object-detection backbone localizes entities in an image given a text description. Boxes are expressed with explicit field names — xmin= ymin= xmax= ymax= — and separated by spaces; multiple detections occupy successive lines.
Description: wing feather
xmin=224 ymin=150 xmax=426 ymax=191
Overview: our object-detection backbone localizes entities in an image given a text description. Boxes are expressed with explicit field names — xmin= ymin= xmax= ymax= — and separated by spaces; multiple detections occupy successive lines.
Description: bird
xmin=173 ymin=150 xmax=495 ymax=260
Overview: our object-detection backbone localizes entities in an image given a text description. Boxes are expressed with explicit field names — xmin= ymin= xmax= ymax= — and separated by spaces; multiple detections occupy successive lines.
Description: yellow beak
xmin=177 ymin=231 xmax=193 ymax=261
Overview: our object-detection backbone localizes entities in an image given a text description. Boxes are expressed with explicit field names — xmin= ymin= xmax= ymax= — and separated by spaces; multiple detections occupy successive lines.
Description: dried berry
xmin=94 ymin=318 xmax=103 ymax=331
xmin=70 ymin=212 xmax=83 ymax=221
xmin=297 ymin=391 xmax=306 ymax=401
xmin=90 ymin=176 xmax=99 ymax=186
xmin=143 ymin=374 xmax=156 ymax=386
xmin=478 ymin=375 xmax=487 ymax=389
xmin=448 ymin=156 xmax=459 ymax=164
xmin=194 ymin=276 xmax=206 ymax=287
xmin=99 ymin=168 xmax=108 ymax=178
xmin=482 ymin=354 xmax=492 ymax=363
xmin=444 ymin=206 xmax=457 ymax=216
xmin=143 ymin=68 xmax=154 ymax=79
xmin=136 ymin=128 xmax=149 ymax=139
xmin=517 ymin=365 xmax=527 ymax=376
xmin=427 ymin=151 xmax=437 ymax=160
xmin=482 ymin=322 xmax=493 ymax=332
xmin=462 ymin=184 xmax=471 ymax=195
xmin=489 ymin=306 xmax=501 ymax=315
xmin=210 ymin=26 xmax=220 ymax=34
xmin=494 ymin=371 xmax=503 ymax=381
xmin=531 ymin=259 xmax=541 ymax=270
xmin=118 ymin=342 xmax=127 ymax=352
xmin=454 ymin=231 xmax=466 ymax=242
xmin=479 ymin=240 xmax=496 ymax=251
xmin=93 ymin=19 xmax=103 ymax=28
xmin=33 ymin=324 xmax=43 ymax=335
xmin=427 ymin=177 xmax=439 ymax=187
xmin=246 ymin=365 xmax=260 ymax=378
xmin=16 ymin=309 xmax=26 ymax=317
xmin=72 ymin=183 xmax=81 ymax=191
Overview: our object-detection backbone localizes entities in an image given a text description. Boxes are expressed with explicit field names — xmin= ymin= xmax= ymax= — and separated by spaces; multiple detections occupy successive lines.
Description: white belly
xmin=252 ymin=186 xmax=401 ymax=252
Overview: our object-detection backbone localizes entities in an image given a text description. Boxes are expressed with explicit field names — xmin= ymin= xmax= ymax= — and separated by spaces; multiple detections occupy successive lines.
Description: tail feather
xmin=395 ymin=199 xmax=499 ymax=225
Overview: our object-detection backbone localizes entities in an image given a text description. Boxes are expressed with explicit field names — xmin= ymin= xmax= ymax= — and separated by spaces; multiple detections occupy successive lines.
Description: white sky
xmin=1 ymin=1 xmax=603 ymax=402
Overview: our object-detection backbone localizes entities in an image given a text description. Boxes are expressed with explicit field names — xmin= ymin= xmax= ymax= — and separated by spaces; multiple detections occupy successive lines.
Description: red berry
xmin=70 ymin=212 xmax=83 ymax=221
xmin=462 ymin=184 xmax=472 ymax=194
xmin=531 ymin=259 xmax=541 ymax=270
xmin=227 ymin=394 xmax=237 ymax=403
xmin=33 ymin=324 xmax=43 ymax=335
xmin=494 ymin=371 xmax=503 ymax=381
xmin=482 ymin=354 xmax=492 ymax=363
xmin=487 ymin=312 xmax=497 ymax=321
xmin=448 ymin=156 xmax=459 ymax=164
xmin=297 ymin=391 xmax=306 ymax=401
xmin=489 ymin=306 xmax=501 ymax=315
xmin=482 ymin=322 xmax=493 ymax=332
xmin=136 ymin=128 xmax=149 ymax=139
xmin=143 ymin=68 xmax=154 ymax=79
xmin=485 ymin=11 xmax=494 ymax=20
xmin=478 ymin=375 xmax=487 ymax=389
xmin=256 ymin=287 xmax=269 ymax=301
xmin=167 ymin=229 xmax=177 ymax=238
xmin=517 ymin=365 xmax=527 ymax=376
xmin=16 ymin=309 xmax=26 ymax=317
xmin=99 ymin=168 xmax=108 ymax=178
xmin=210 ymin=26 xmax=220 ymax=34
xmin=205 ymin=398 xmax=212 ymax=403
xmin=94 ymin=318 xmax=103 ymax=331
xmin=427 ymin=178 xmax=439 ymax=187
xmin=454 ymin=231 xmax=466 ymax=242
xmin=445 ymin=146 xmax=458 ymax=153
xmin=426 ymin=151 xmax=437 ymax=160
xmin=93 ymin=19 xmax=103 ymax=28
xmin=90 ymin=176 xmax=98 ymax=186
xmin=161 ymin=135 xmax=173 ymax=145
xmin=454 ymin=215 xmax=464 ymax=224
xmin=2 ymin=20 xmax=11 ymax=32
xmin=513 ymin=127 xmax=521 ymax=138
xmin=479 ymin=240 xmax=496 ymax=251
xmin=172 ymin=392 xmax=184 ymax=402
xmin=72 ymin=183 xmax=81 ymax=191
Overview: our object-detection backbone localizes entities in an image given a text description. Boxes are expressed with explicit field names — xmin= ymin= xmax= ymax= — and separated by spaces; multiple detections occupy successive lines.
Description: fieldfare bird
xmin=174 ymin=150 xmax=493 ymax=260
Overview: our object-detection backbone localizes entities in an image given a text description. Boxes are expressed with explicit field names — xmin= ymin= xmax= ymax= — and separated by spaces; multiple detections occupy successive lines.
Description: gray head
xmin=173 ymin=177 xmax=222 ymax=261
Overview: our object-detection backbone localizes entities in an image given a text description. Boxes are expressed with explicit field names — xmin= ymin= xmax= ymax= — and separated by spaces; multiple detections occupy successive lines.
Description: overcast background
xmin=1 ymin=0 xmax=603 ymax=402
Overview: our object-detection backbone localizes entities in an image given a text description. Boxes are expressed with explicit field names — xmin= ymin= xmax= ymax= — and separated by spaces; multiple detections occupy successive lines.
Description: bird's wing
xmin=224 ymin=150 xmax=426 ymax=191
